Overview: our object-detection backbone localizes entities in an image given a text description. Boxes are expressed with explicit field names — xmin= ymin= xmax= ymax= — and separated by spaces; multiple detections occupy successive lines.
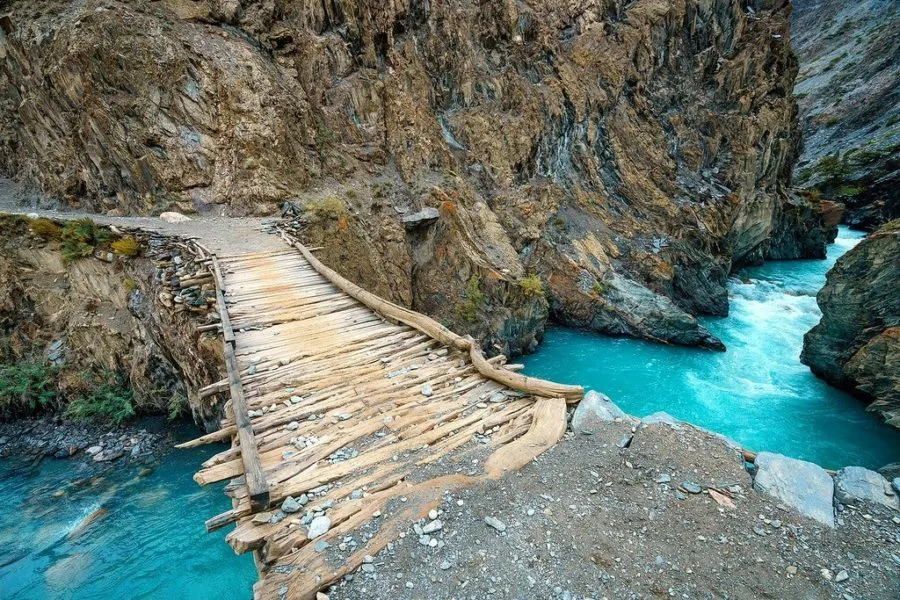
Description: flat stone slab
xmin=572 ymin=390 xmax=626 ymax=434
xmin=753 ymin=452 xmax=835 ymax=528
xmin=834 ymin=466 xmax=899 ymax=511
xmin=401 ymin=207 xmax=440 ymax=229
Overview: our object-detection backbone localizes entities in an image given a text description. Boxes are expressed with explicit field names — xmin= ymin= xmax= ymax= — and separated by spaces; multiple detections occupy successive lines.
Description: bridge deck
xmin=184 ymin=237 xmax=581 ymax=600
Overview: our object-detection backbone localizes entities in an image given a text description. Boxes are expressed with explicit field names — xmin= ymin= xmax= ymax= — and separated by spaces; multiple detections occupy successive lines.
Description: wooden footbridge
xmin=179 ymin=230 xmax=583 ymax=599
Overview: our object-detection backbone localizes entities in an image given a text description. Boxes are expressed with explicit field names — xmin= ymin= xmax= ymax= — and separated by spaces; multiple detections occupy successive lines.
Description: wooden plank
xmin=211 ymin=253 xmax=268 ymax=511
xmin=225 ymin=342 xmax=270 ymax=511
xmin=211 ymin=256 xmax=236 ymax=344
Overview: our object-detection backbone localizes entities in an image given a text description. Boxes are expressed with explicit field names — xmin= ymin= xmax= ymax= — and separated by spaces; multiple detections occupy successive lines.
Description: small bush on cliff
xmin=0 ymin=361 xmax=60 ymax=418
xmin=29 ymin=218 xmax=62 ymax=240
xmin=813 ymin=153 xmax=851 ymax=182
xmin=593 ymin=280 xmax=610 ymax=297
xmin=303 ymin=196 xmax=347 ymax=222
xmin=455 ymin=275 xmax=484 ymax=322
xmin=64 ymin=369 xmax=134 ymax=425
xmin=60 ymin=218 xmax=114 ymax=262
xmin=111 ymin=236 xmax=140 ymax=257
xmin=520 ymin=274 xmax=544 ymax=298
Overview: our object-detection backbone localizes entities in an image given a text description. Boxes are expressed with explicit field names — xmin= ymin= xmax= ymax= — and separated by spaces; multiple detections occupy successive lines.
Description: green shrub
xmin=520 ymin=274 xmax=544 ymax=298
xmin=0 ymin=361 xmax=60 ymax=418
xmin=836 ymin=185 xmax=864 ymax=197
xmin=167 ymin=394 xmax=188 ymax=421
xmin=593 ymin=280 xmax=610 ymax=297
xmin=455 ymin=275 xmax=484 ymax=322
xmin=60 ymin=218 xmax=114 ymax=262
xmin=65 ymin=370 xmax=134 ymax=425
xmin=303 ymin=196 xmax=347 ymax=222
xmin=111 ymin=236 xmax=140 ymax=257
xmin=29 ymin=218 xmax=62 ymax=240
xmin=813 ymin=153 xmax=850 ymax=182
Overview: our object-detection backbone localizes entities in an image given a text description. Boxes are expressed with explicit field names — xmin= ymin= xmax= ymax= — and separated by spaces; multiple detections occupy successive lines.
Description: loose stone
xmin=281 ymin=496 xmax=303 ymax=514
xmin=307 ymin=516 xmax=332 ymax=539
xmin=681 ymin=481 xmax=702 ymax=494
xmin=422 ymin=519 xmax=443 ymax=534
xmin=484 ymin=516 xmax=506 ymax=532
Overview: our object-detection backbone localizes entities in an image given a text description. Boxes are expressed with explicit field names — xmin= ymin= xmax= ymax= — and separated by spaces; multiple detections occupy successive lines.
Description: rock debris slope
xmin=1 ymin=0 xmax=835 ymax=353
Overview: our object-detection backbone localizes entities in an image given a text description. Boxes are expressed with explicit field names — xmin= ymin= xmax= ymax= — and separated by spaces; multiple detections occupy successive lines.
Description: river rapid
xmin=523 ymin=227 xmax=900 ymax=470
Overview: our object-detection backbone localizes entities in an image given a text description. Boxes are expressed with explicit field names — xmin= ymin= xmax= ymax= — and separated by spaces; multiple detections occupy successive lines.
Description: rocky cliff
xmin=0 ymin=216 xmax=225 ymax=427
xmin=791 ymin=0 xmax=899 ymax=229
xmin=0 ymin=0 xmax=834 ymax=353
xmin=801 ymin=221 xmax=900 ymax=428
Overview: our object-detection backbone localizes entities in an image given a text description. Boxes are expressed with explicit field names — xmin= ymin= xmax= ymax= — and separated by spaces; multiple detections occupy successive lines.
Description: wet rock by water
xmin=753 ymin=452 xmax=835 ymax=528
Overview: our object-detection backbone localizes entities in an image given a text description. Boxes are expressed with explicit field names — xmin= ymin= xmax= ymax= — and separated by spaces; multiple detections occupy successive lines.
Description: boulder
xmin=571 ymin=390 xmax=626 ymax=434
xmin=159 ymin=211 xmax=192 ymax=223
xmin=878 ymin=462 xmax=900 ymax=480
xmin=834 ymin=466 xmax=899 ymax=511
xmin=753 ymin=452 xmax=835 ymax=528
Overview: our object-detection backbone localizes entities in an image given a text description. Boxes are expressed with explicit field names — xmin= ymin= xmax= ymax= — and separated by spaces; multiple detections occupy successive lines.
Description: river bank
xmin=0 ymin=415 xmax=171 ymax=464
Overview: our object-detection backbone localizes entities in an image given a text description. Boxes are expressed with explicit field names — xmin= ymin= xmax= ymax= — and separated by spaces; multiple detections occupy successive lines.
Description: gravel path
xmin=0 ymin=178 xmax=285 ymax=255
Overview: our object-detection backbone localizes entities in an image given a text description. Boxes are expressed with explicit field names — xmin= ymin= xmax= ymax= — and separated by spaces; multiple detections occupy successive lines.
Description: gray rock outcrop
xmin=571 ymin=391 xmax=626 ymax=434
xmin=753 ymin=452 xmax=835 ymax=528
xmin=834 ymin=466 xmax=899 ymax=511
xmin=801 ymin=223 xmax=900 ymax=428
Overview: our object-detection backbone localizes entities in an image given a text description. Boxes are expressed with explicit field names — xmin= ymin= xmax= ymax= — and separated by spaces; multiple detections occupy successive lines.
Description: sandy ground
xmin=325 ymin=418 xmax=900 ymax=600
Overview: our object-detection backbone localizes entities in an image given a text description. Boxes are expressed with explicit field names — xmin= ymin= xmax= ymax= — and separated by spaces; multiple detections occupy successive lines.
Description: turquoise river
xmin=523 ymin=226 xmax=900 ymax=470
xmin=0 ymin=432 xmax=257 ymax=599
xmin=1 ymin=227 xmax=897 ymax=599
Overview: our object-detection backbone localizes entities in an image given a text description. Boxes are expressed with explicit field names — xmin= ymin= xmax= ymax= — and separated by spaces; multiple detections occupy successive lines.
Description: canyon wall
xmin=0 ymin=0 xmax=834 ymax=353
xmin=802 ymin=221 xmax=900 ymax=428
xmin=791 ymin=0 xmax=899 ymax=229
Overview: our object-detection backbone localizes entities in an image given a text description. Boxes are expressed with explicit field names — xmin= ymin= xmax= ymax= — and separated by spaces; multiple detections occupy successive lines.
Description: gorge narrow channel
xmin=523 ymin=226 xmax=900 ymax=471
xmin=0 ymin=426 xmax=256 ymax=600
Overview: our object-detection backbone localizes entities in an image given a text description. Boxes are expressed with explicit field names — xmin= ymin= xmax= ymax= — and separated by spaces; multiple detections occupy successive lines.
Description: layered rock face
xmin=791 ymin=0 xmax=900 ymax=229
xmin=801 ymin=222 xmax=900 ymax=428
xmin=0 ymin=0 xmax=832 ymax=353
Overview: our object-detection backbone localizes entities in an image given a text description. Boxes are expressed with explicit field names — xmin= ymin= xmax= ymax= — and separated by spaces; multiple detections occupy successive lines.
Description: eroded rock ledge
xmin=801 ymin=221 xmax=900 ymax=428
xmin=0 ymin=216 xmax=225 ymax=428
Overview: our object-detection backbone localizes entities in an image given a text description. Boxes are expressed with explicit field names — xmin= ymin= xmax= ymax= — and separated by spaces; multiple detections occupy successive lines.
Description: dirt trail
xmin=0 ymin=178 xmax=285 ymax=255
